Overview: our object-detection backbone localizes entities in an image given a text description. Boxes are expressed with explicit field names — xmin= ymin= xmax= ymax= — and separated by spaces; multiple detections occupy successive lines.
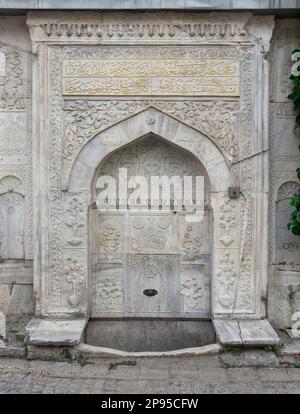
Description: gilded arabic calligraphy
xmin=62 ymin=57 xmax=240 ymax=97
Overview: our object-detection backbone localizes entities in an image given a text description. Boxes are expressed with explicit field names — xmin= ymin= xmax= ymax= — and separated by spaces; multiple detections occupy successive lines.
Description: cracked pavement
xmin=0 ymin=355 xmax=300 ymax=394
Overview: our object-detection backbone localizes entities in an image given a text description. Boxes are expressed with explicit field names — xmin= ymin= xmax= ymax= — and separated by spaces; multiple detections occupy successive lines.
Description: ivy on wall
xmin=288 ymin=49 xmax=300 ymax=236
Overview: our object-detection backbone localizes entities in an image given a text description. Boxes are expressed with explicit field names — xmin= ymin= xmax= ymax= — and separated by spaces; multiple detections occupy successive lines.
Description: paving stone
xmin=228 ymin=368 xmax=259 ymax=383
xmin=0 ymin=355 xmax=299 ymax=394
xmin=106 ymin=365 xmax=140 ymax=380
xmin=272 ymin=382 xmax=300 ymax=394
xmin=0 ymin=345 xmax=26 ymax=359
xmin=211 ymin=382 xmax=280 ymax=394
xmin=256 ymin=368 xmax=291 ymax=382
xmin=139 ymin=366 xmax=169 ymax=380
xmin=220 ymin=350 xmax=280 ymax=368
xmin=169 ymin=368 xmax=201 ymax=380
xmin=282 ymin=342 xmax=300 ymax=356
xmin=286 ymin=368 xmax=300 ymax=381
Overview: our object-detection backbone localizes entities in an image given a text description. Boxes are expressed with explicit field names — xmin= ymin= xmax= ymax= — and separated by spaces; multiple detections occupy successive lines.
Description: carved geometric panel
xmin=126 ymin=254 xmax=180 ymax=316
xmin=129 ymin=213 xmax=178 ymax=254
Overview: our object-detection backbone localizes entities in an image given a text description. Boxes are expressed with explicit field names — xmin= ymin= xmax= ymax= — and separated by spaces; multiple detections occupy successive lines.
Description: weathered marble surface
xmin=23 ymin=11 xmax=275 ymax=324
xmin=0 ymin=261 xmax=34 ymax=315
xmin=268 ymin=19 xmax=300 ymax=329
xmin=0 ymin=311 xmax=5 ymax=339
xmin=27 ymin=319 xmax=87 ymax=346
xmin=213 ymin=320 xmax=243 ymax=346
xmin=239 ymin=320 xmax=280 ymax=346
xmin=86 ymin=320 xmax=216 ymax=352
xmin=214 ymin=319 xmax=280 ymax=346
xmin=0 ymin=11 xmax=298 ymax=345
xmin=0 ymin=16 xmax=34 ymax=321
xmin=90 ymin=136 xmax=211 ymax=318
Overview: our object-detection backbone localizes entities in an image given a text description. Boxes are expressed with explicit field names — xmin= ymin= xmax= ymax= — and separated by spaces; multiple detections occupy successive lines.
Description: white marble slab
xmin=214 ymin=319 xmax=280 ymax=347
xmin=213 ymin=319 xmax=242 ymax=346
xmin=239 ymin=320 xmax=280 ymax=346
xmin=27 ymin=319 xmax=87 ymax=346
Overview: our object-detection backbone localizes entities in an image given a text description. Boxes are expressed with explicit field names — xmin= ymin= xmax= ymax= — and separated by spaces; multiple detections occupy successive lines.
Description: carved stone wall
xmin=1 ymin=10 xmax=300 ymax=327
xmin=268 ymin=19 xmax=300 ymax=328
xmin=0 ymin=16 xmax=34 ymax=317
xmin=24 ymin=11 xmax=275 ymax=320
xmin=91 ymin=136 xmax=211 ymax=318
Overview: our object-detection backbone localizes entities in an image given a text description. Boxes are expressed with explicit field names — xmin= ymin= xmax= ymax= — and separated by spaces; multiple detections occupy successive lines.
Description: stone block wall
xmin=268 ymin=19 xmax=300 ymax=328
xmin=0 ymin=16 xmax=34 ymax=318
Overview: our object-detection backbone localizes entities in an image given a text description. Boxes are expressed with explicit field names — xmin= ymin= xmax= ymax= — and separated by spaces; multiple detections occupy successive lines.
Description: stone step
xmin=213 ymin=319 xmax=280 ymax=347
xmin=26 ymin=319 xmax=87 ymax=347
xmin=0 ymin=340 xmax=26 ymax=358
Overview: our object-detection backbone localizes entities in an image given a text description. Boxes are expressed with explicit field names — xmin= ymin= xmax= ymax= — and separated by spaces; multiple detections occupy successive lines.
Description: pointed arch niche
xmin=65 ymin=108 xmax=242 ymax=319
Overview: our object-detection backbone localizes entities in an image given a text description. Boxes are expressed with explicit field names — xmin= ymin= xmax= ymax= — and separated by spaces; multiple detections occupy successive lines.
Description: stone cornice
xmin=27 ymin=11 xmax=253 ymax=43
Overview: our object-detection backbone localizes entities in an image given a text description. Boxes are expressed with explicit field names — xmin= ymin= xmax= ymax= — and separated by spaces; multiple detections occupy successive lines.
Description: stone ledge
xmin=0 ymin=340 xmax=26 ymax=359
xmin=213 ymin=319 xmax=280 ymax=347
xmin=26 ymin=319 xmax=87 ymax=347
xmin=219 ymin=350 xmax=280 ymax=368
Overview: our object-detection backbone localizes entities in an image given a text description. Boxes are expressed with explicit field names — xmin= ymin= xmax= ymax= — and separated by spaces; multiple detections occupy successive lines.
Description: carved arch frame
xmin=68 ymin=109 xmax=235 ymax=318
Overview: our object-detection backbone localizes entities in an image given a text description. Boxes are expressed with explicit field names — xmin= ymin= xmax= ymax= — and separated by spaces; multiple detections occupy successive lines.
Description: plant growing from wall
xmin=287 ymin=49 xmax=300 ymax=236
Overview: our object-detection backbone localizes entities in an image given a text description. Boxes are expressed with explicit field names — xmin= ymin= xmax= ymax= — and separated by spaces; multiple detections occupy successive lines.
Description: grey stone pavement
xmin=0 ymin=355 xmax=300 ymax=394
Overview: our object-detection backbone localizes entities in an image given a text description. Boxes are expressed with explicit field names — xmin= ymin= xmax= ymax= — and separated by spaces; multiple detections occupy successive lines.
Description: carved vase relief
xmin=91 ymin=135 xmax=211 ymax=318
